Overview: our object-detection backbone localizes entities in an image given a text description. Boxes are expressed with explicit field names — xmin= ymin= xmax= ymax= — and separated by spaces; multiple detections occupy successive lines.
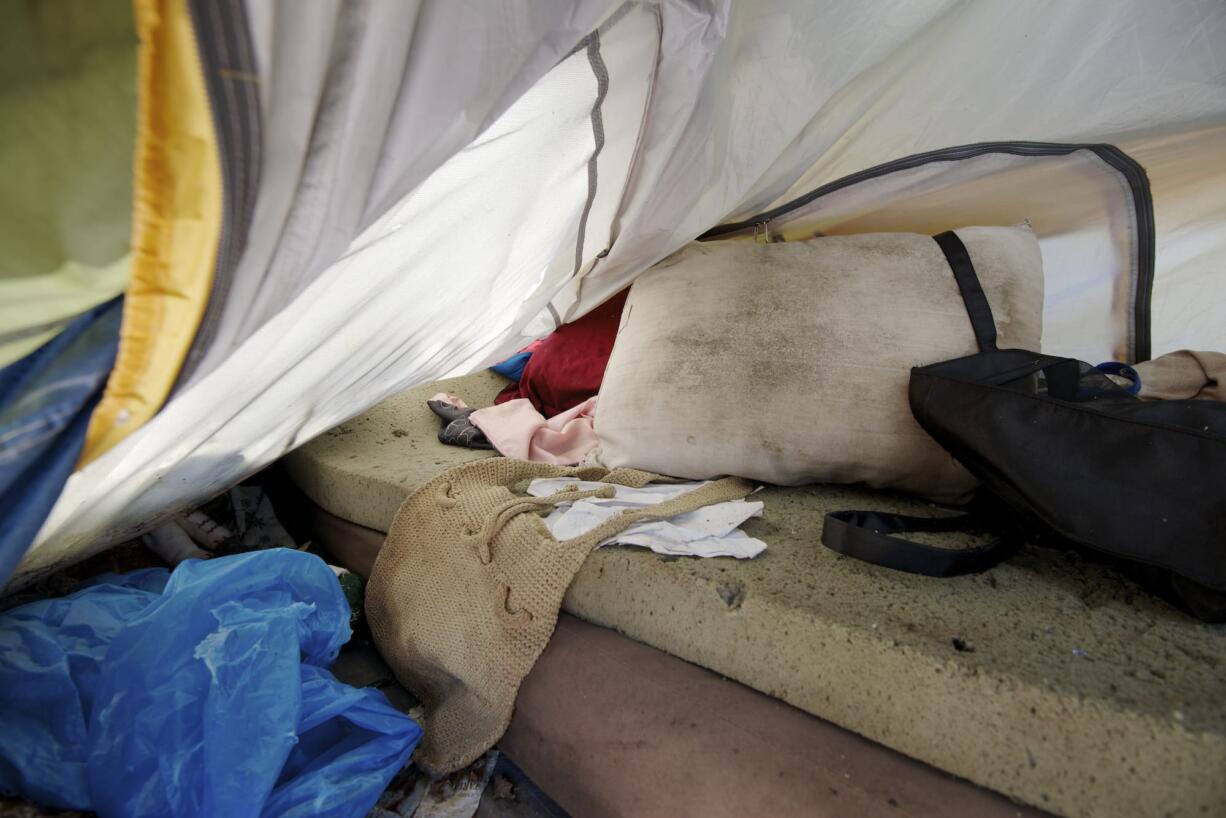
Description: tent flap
xmin=10 ymin=0 xmax=1226 ymax=586
xmin=79 ymin=0 xmax=222 ymax=465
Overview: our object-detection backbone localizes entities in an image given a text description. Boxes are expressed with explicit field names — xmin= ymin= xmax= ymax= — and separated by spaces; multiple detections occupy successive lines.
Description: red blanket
xmin=495 ymin=289 xmax=628 ymax=417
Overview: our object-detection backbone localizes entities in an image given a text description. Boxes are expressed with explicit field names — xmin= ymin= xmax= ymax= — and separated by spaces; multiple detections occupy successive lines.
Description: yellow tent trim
xmin=80 ymin=0 xmax=221 ymax=465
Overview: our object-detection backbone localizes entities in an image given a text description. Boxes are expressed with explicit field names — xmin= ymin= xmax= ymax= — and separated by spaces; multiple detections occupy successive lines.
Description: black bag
xmin=821 ymin=231 xmax=1226 ymax=621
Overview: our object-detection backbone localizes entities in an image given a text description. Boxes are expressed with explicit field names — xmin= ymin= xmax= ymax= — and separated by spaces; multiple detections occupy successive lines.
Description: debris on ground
xmin=491 ymin=776 xmax=516 ymax=801
xmin=142 ymin=521 xmax=210 ymax=566
xmin=0 ymin=795 xmax=89 ymax=817
xmin=0 ymin=540 xmax=164 ymax=613
xmin=473 ymin=755 xmax=572 ymax=818
xmin=335 ymin=566 xmax=367 ymax=629
xmin=230 ymin=484 xmax=298 ymax=549
xmin=0 ymin=473 xmax=570 ymax=818
xmin=370 ymin=752 xmax=499 ymax=818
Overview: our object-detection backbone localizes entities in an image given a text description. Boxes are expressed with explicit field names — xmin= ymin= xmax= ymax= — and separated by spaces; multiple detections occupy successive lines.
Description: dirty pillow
xmin=594 ymin=226 xmax=1044 ymax=502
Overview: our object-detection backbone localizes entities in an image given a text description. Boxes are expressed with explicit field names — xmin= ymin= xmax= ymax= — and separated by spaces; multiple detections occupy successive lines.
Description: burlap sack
xmin=366 ymin=457 xmax=752 ymax=774
xmin=595 ymin=226 xmax=1044 ymax=502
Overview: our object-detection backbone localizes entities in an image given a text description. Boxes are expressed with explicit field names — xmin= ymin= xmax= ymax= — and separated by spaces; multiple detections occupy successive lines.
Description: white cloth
xmin=526 ymin=478 xmax=766 ymax=560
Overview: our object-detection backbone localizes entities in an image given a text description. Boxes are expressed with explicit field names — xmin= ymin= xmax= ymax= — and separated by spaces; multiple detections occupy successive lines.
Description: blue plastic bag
xmin=0 ymin=549 xmax=421 ymax=818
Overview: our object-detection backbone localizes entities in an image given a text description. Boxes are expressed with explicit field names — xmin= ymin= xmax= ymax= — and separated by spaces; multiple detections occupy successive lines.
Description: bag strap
xmin=820 ymin=231 xmax=1011 ymax=576
xmin=933 ymin=230 xmax=998 ymax=352
xmin=821 ymin=509 xmax=1017 ymax=577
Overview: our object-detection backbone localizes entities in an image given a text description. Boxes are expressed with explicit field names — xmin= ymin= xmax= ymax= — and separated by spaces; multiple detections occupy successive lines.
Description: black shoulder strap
xmin=933 ymin=230 xmax=998 ymax=352
xmin=819 ymin=231 xmax=1012 ymax=576
xmin=821 ymin=509 xmax=1017 ymax=577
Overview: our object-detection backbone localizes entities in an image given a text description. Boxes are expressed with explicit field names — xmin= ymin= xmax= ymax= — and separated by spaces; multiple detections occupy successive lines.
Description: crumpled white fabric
xmin=526 ymin=478 xmax=766 ymax=559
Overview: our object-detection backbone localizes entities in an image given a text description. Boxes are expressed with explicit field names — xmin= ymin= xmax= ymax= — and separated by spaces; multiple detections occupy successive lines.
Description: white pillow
xmin=594 ymin=226 xmax=1044 ymax=502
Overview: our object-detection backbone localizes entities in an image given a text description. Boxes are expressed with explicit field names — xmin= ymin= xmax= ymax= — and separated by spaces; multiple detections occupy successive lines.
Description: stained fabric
xmin=494 ymin=289 xmax=627 ymax=417
xmin=595 ymin=228 xmax=1044 ymax=502
xmin=0 ymin=298 xmax=122 ymax=587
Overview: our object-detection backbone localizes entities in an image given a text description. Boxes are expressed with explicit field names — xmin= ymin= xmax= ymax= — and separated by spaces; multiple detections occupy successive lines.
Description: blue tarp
xmin=0 ymin=548 xmax=421 ymax=818
xmin=0 ymin=297 xmax=123 ymax=586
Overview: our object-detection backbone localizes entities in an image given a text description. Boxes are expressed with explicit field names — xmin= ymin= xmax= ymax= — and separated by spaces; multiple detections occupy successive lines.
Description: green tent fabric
xmin=0 ymin=0 xmax=135 ymax=368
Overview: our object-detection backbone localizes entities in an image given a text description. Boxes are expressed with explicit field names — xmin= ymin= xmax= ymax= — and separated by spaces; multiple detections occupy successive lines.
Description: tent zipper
xmin=701 ymin=142 xmax=1155 ymax=362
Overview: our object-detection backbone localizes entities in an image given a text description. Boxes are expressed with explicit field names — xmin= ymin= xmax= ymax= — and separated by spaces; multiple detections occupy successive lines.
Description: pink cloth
xmin=470 ymin=396 xmax=598 ymax=465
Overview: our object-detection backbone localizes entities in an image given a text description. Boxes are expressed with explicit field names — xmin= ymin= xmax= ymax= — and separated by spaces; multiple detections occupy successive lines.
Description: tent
xmin=4 ymin=0 xmax=1225 ymax=587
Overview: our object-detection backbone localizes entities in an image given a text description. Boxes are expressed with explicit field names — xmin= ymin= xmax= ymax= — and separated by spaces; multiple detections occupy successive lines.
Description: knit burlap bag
xmin=366 ymin=458 xmax=753 ymax=774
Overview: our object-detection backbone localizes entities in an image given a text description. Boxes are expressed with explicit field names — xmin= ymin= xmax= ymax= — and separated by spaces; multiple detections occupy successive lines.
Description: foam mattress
xmin=286 ymin=371 xmax=1226 ymax=818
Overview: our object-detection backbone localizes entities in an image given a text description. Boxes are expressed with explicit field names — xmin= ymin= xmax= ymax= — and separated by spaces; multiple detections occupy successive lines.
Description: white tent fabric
xmin=15 ymin=0 xmax=1226 ymax=583
xmin=1128 ymin=124 xmax=1226 ymax=354
xmin=706 ymin=147 xmax=1151 ymax=363
xmin=542 ymin=0 xmax=1226 ymax=326
xmin=177 ymin=0 xmax=624 ymax=385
